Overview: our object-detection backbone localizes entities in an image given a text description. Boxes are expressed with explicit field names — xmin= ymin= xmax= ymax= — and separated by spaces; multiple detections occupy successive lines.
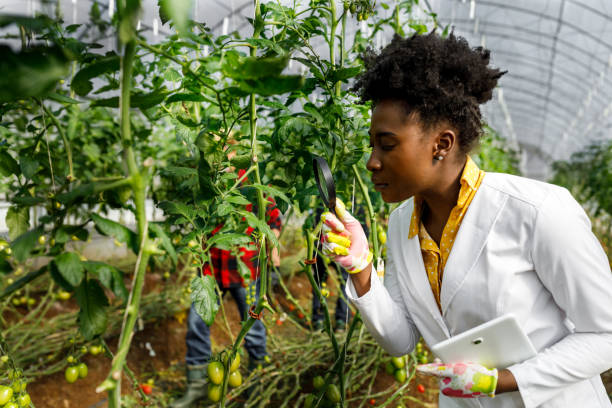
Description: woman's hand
xmin=320 ymin=199 xmax=373 ymax=274
xmin=417 ymin=362 xmax=498 ymax=398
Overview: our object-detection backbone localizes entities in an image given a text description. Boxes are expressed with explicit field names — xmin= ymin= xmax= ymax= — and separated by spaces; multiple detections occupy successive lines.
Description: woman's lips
xmin=373 ymin=183 xmax=388 ymax=191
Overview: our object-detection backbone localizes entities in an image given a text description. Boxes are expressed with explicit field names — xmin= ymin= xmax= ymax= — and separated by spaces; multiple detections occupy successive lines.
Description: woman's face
xmin=366 ymin=99 xmax=443 ymax=203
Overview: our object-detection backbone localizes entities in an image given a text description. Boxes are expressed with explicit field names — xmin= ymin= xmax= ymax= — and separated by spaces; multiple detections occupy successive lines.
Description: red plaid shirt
xmin=202 ymin=193 xmax=282 ymax=288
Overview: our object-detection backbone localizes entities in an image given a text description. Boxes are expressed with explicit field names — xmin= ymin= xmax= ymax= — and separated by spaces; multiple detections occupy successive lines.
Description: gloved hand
xmin=320 ymin=199 xmax=373 ymax=274
xmin=417 ymin=362 xmax=498 ymax=398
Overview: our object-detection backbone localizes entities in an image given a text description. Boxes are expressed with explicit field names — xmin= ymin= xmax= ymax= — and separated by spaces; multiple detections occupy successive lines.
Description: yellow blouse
xmin=408 ymin=156 xmax=485 ymax=311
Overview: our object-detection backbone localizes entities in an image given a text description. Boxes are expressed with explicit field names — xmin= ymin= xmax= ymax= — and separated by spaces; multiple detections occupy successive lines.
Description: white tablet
xmin=430 ymin=314 xmax=537 ymax=369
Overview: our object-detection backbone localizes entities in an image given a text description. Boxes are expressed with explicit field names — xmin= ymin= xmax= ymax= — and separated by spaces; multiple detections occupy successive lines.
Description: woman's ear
xmin=432 ymin=128 xmax=457 ymax=161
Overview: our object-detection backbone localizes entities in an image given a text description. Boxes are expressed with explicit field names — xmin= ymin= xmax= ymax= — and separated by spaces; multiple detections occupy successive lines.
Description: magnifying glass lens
xmin=316 ymin=166 xmax=330 ymax=203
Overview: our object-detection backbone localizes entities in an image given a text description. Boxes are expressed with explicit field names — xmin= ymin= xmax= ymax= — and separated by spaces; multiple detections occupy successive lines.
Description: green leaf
xmin=0 ymin=151 xmax=19 ymax=177
xmin=229 ymin=154 xmax=251 ymax=170
xmin=6 ymin=206 xmax=29 ymax=241
xmin=71 ymin=56 xmax=120 ymax=96
xmin=238 ymin=75 xmax=304 ymax=96
xmin=83 ymin=261 xmax=128 ymax=301
xmin=0 ymin=45 xmax=70 ymax=102
xmin=221 ymin=52 xmax=290 ymax=80
xmin=75 ymin=279 xmax=109 ymax=340
xmin=90 ymin=91 xmax=167 ymax=109
xmin=0 ymin=15 xmax=55 ymax=31
xmin=158 ymin=201 xmax=195 ymax=221
xmin=206 ymin=233 xmax=252 ymax=251
xmin=56 ymin=183 xmax=95 ymax=205
xmin=236 ymin=210 xmax=279 ymax=249
xmin=90 ymin=213 xmax=139 ymax=254
xmin=190 ymin=275 xmax=219 ymax=326
xmin=236 ymin=256 xmax=252 ymax=282
xmin=160 ymin=166 xmax=197 ymax=178
xmin=216 ymin=202 xmax=233 ymax=217
xmin=166 ymin=93 xmax=207 ymax=103
xmin=250 ymin=183 xmax=291 ymax=206
xmin=19 ymin=156 xmax=39 ymax=179
xmin=54 ymin=252 xmax=85 ymax=287
xmin=158 ymin=0 xmax=193 ymax=35
xmin=198 ymin=154 xmax=217 ymax=200
xmin=47 ymin=92 xmax=81 ymax=104
xmin=149 ymin=223 xmax=177 ymax=265
xmin=328 ymin=66 xmax=361 ymax=83
xmin=11 ymin=227 xmax=42 ymax=263
xmin=224 ymin=194 xmax=251 ymax=206
xmin=55 ymin=225 xmax=89 ymax=244
xmin=11 ymin=196 xmax=44 ymax=206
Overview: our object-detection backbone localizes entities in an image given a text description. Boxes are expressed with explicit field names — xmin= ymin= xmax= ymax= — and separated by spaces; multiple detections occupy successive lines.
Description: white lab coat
xmin=346 ymin=173 xmax=612 ymax=408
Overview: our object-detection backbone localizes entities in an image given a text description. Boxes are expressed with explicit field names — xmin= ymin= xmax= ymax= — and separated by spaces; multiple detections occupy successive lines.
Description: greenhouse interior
xmin=0 ymin=0 xmax=611 ymax=407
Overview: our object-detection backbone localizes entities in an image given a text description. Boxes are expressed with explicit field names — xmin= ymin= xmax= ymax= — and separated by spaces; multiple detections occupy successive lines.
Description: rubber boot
xmin=169 ymin=364 xmax=208 ymax=408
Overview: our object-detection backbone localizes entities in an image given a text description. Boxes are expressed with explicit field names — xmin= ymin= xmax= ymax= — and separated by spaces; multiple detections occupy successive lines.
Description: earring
xmin=435 ymin=155 xmax=444 ymax=161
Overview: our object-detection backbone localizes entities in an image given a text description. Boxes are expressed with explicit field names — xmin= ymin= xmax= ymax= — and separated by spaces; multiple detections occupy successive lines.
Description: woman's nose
xmin=366 ymin=153 xmax=381 ymax=172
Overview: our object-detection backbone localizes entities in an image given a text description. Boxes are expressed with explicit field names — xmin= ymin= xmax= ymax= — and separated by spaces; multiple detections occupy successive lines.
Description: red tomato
xmin=140 ymin=383 xmax=153 ymax=395
xmin=297 ymin=312 xmax=304 ymax=319
xmin=417 ymin=384 xmax=425 ymax=393
xmin=288 ymin=304 xmax=295 ymax=311
xmin=369 ymin=398 xmax=376 ymax=405
xmin=275 ymin=319 xmax=283 ymax=326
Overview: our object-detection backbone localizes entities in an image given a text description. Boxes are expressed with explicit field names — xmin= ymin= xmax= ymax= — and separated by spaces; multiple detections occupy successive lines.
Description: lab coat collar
xmin=399 ymin=175 xmax=508 ymax=335
xmin=440 ymin=177 xmax=508 ymax=316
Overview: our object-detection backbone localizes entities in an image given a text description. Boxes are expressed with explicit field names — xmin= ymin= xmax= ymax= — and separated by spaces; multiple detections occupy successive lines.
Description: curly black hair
xmin=352 ymin=31 xmax=506 ymax=153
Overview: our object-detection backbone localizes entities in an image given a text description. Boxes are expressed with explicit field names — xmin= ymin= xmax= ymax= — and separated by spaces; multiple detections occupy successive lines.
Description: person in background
xmin=171 ymin=168 xmax=281 ymax=408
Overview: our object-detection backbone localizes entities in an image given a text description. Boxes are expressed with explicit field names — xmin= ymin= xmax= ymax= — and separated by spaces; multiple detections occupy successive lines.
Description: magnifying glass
xmin=312 ymin=156 xmax=336 ymax=212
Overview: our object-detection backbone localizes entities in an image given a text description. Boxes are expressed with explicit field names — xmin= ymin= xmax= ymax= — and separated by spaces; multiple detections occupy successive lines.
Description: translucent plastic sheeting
xmin=3 ymin=0 xmax=611 ymax=179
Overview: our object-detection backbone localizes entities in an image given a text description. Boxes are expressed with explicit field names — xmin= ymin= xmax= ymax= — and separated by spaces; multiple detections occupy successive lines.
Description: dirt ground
xmin=24 ymin=269 xmax=612 ymax=407
xmin=26 ymin=271 xmax=442 ymax=408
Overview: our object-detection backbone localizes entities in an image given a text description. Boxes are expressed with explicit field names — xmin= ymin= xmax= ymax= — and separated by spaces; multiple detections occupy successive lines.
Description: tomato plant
xmin=0 ymin=0 xmax=521 ymax=406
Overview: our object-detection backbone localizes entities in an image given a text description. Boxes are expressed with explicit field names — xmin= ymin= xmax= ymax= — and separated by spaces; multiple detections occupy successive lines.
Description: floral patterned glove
xmin=417 ymin=362 xmax=498 ymax=398
xmin=320 ymin=199 xmax=373 ymax=274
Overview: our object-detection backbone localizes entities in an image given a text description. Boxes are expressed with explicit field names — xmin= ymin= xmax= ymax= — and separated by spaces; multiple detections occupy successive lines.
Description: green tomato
xmin=228 ymin=370 xmax=242 ymax=388
xmin=207 ymin=361 xmax=224 ymax=385
xmin=89 ymin=345 xmax=102 ymax=355
xmin=224 ymin=353 xmax=240 ymax=372
xmin=419 ymin=355 xmax=429 ymax=364
xmin=18 ymin=393 xmax=31 ymax=407
xmin=5 ymin=403 xmax=18 ymax=408
xmin=391 ymin=356 xmax=404 ymax=369
xmin=326 ymin=384 xmax=341 ymax=404
xmin=78 ymin=362 xmax=88 ymax=378
xmin=304 ymin=394 xmax=315 ymax=408
xmin=12 ymin=380 xmax=26 ymax=393
xmin=65 ymin=366 xmax=79 ymax=383
xmin=313 ymin=375 xmax=325 ymax=390
xmin=394 ymin=368 xmax=407 ymax=383
xmin=0 ymin=385 xmax=13 ymax=405
xmin=385 ymin=361 xmax=395 ymax=375
xmin=207 ymin=384 xmax=222 ymax=402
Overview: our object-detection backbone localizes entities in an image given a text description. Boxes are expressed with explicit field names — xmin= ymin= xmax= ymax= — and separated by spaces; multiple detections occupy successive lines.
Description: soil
xmin=22 ymin=269 xmax=612 ymax=408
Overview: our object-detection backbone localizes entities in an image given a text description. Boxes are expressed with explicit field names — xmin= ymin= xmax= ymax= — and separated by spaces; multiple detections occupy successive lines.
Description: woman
xmin=320 ymin=32 xmax=612 ymax=407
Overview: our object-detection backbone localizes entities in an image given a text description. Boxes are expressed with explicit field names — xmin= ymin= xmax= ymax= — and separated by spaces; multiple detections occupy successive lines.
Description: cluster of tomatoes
xmin=413 ymin=341 xmax=430 ymax=365
xmin=206 ymin=353 xmax=242 ymax=402
xmin=64 ymin=355 xmax=88 ymax=384
xmin=303 ymin=376 xmax=341 ymax=408
xmin=343 ymin=0 xmax=376 ymax=21
xmin=384 ymin=355 xmax=409 ymax=384
xmin=0 ymin=367 xmax=31 ymax=408
xmin=63 ymin=344 xmax=103 ymax=385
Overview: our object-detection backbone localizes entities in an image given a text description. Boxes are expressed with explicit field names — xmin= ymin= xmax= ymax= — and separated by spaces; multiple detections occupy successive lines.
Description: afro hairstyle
xmin=352 ymin=31 xmax=506 ymax=153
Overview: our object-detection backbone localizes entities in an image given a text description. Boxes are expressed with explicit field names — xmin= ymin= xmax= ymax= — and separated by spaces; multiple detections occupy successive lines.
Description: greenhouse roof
xmin=3 ymin=0 xmax=612 ymax=179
